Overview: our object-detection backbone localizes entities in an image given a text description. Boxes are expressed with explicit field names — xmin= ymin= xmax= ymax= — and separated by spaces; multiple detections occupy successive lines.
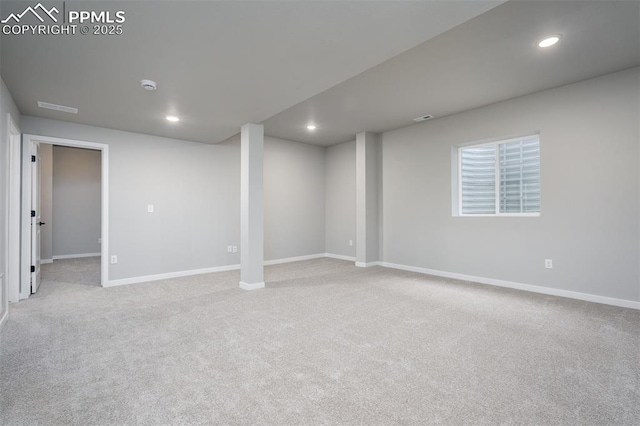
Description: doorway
xmin=19 ymin=135 xmax=109 ymax=299
xmin=42 ymin=144 xmax=102 ymax=287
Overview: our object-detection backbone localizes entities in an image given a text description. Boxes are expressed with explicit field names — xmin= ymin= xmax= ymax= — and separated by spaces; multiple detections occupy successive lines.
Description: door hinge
xmin=31 ymin=265 xmax=35 ymax=273
xmin=31 ymin=210 xmax=36 ymax=217
xmin=31 ymin=155 xmax=36 ymax=162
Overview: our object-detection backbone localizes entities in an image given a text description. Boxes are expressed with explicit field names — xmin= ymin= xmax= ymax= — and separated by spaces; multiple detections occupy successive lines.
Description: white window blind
xmin=461 ymin=145 xmax=496 ymax=214
xmin=459 ymin=135 xmax=540 ymax=216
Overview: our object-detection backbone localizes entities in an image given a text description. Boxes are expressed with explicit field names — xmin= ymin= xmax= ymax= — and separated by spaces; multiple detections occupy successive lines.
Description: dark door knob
xmin=38 ymin=222 xmax=46 ymax=226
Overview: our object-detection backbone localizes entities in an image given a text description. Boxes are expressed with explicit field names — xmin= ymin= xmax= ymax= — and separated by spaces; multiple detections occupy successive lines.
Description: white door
xmin=30 ymin=142 xmax=42 ymax=294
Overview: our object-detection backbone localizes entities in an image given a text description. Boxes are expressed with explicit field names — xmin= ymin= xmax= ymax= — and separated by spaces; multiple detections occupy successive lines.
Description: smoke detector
xmin=413 ymin=114 xmax=434 ymax=122
xmin=140 ymin=79 xmax=157 ymax=91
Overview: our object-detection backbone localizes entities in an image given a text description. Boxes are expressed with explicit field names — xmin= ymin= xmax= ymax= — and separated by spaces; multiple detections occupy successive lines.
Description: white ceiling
xmin=0 ymin=0 xmax=502 ymax=144
xmin=264 ymin=0 xmax=640 ymax=146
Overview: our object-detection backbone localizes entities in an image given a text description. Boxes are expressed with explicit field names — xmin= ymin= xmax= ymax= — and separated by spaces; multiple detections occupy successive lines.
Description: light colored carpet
xmin=1 ymin=257 xmax=638 ymax=425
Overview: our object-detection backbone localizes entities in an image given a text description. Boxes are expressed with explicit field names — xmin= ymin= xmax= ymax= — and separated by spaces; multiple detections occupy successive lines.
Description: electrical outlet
xmin=349 ymin=240 xmax=353 ymax=246
xmin=232 ymin=246 xmax=238 ymax=253
xmin=147 ymin=204 xmax=154 ymax=213
xmin=111 ymin=255 xmax=118 ymax=264
xmin=227 ymin=245 xmax=232 ymax=253
xmin=545 ymin=259 xmax=553 ymax=269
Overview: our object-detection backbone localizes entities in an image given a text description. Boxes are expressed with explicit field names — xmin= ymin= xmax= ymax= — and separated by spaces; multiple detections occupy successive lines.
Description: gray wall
xmin=19 ymin=117 xmax=327 ymax=281
xmin=40 ymin=144 xmax=53 ymax=261
xmin=381 ymin=67 xmax=640 ymax=302
xmin=0 ymin=78 xmax=21 ymax=323
xmin=20 ymin=116 xmax=241 ymax=281
xmin=263 ymin=136 xmax=325 ymax=260
xmin=325 ymin=140 xmax=356 ymax=257
xmin=52 ymin=146 xmax=102 ymax=257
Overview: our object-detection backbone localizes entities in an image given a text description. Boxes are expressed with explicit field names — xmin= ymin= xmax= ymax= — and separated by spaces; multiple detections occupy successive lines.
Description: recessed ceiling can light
xmin=537 ymin=35 xmax=561 ymax=48
xmin=141 ymin=79 xmax=157 ymax=91
xmin=413 ymin=114 xmax=434 ymax=122
xmin=166 ymin=115 xmax=180 ymax=122
xmin=307 ymin=125 xmax=317 ymax=131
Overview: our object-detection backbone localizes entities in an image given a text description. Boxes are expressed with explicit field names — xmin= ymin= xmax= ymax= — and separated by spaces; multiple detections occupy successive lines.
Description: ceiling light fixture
xmin=413 ymin=114 xmax=433 ymax=122
xmin=306 ymin=125 xmax=317 ymax=131
xmin=537 ymin=35 xmax=561 ymax=48
xmin=141 ymin=79 xmax=157 ymax=91
xmin=166 ymin=115 xmax=180 ymax=122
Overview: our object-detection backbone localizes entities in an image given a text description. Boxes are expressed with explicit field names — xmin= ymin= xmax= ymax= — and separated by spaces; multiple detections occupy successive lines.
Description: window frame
xmin=456 ymin=134 xmax=541 ymax=218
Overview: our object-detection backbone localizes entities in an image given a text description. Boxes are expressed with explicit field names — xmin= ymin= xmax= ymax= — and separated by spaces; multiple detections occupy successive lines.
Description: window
xmin=458 ymin=135 xmax=540 ymax=216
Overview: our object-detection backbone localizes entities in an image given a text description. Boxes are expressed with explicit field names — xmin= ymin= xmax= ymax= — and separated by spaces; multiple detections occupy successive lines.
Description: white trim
xmin=0 ymin=274 xmax=6 ymax=332
xmin=0 ymin=308 xmax=7 ymax=333
xmin=355 ymin=261 xmax=381 ymax=268
xmin=103 ymin=253 xmax=357 ymax=289
xmin=20 ymin=136 xmax=31 ymax=299
xmin=324 ymin=253 xmax=356 ymax=262
xmin=21 ymin=134 xmax=109 ymax=291
xmin=457 ymin=132 xmax=540 ymax=149
xmin=104 ymin=264 xmax=241 ymax=288
xmin=41 ymin=259 xmax=53 ymax=264
xmin=31 ymin=249 xmax=640 ymax=310
xmin=104 ymin=254 xmax=330 ymax=288
xmin=239 ymin=281 xmax=265 ymax=291
xmin=379 ymin=261 xmax=640 ymax=310
xmin=52 ymin=253 xmax=101 ymax=260
xmin=264 ymin=253 xmax=325 ymax=266
xmin=458 ymin=213 xmax=541 ymax=218
xmin=6 ymin=114 xmax=21 ymax=303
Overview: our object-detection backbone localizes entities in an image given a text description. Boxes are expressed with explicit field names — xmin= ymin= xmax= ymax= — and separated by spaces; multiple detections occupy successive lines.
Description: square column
xmin=356 ymin=132 xmax=381 ymax=267
xmin=240 ymin=123 xmax=265 ymax=290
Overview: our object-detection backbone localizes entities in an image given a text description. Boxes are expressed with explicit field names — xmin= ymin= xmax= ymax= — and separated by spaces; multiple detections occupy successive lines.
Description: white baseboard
xmin=0 ymin=274 xmax=6 ymax=333
xmin=324 ymin=253 xmax=356 ymax=262
xmin=264 ymin=253 xmax=325 ymax=266
xmin=239 ymin=281 xmax=265 ymax=291
xmin=104 ymin=253 xmax=327 ymax=288
xmin=379 ymin=261 xmax=640 ymax=310
xmin=0 ymin=308 xmax=7 ymax=333
xmin=105 ymin=264 xmax=241 ymax=288
xmin=33 ymin=252 xmax=640 ymax=310
xmin=41 ymin=259 xmax=53 ymax=264
xmin=355 ymin=261 xmax=381 ymax=268
xmin=53 ymin=253 xmax=101 ymax=260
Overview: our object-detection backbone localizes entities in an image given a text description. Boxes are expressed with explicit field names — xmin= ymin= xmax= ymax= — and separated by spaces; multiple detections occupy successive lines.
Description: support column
xmin=240 ymin=123 xmax=265 ymax=290
xmin=356 ymin=132 xmax=380 ymax=267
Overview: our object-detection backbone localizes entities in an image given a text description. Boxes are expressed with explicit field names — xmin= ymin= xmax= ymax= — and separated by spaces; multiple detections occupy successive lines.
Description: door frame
xmin=3 ymin=114 xmax=21 ymax=324
xmin=20 ymin=134 xmax=109 ymax=291
xmin=30 ymin=141 xmax=42 ymax=294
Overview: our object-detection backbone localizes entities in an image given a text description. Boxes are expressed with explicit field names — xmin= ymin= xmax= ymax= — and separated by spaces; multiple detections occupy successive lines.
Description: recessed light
xmin=537 ymin=35 xmax=561 ymax=48
xmin=166 ymin=115 xmax=180 ymax=122
xmin=413 ymin=114 xmax=434 ymax=122
xmin=306 ymin=125 xmax=317 ymax=131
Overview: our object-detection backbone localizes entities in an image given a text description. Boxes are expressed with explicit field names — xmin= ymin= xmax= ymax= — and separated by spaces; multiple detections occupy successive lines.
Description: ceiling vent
xmin=413 ymin=114 xmax=434 ymax=122
xmin=140 ymin=79 xmax=157 ymax=91
xmin=37 ymin=101 xmax=78 ymax=114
